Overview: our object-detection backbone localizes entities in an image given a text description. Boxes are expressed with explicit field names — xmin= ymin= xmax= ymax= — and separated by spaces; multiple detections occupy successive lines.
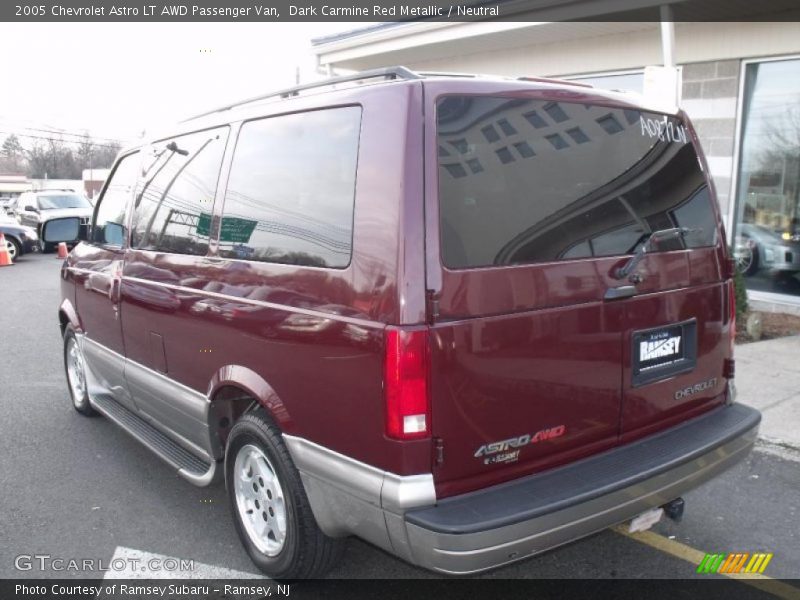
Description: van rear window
xmin=437 ymin=96 xmax=717 ymax=269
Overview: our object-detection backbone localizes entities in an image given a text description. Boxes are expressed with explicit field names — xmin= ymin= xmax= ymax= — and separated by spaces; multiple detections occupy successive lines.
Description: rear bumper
xmin=285 ymin=403 xmax=759 ymax=575
xmin=405 ymin=403 xmax=760 ymax=574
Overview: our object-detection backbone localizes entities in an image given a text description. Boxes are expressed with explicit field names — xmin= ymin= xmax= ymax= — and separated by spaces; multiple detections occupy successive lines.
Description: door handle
xmin=604 ymin=285 xmax=637 ymax=301
xmin=109 ymin=277 xmax=121 ymax=303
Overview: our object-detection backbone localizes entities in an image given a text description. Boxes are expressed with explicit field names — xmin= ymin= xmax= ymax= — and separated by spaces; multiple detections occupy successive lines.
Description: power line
xmin=0 ymin=119 xmax=130 ymax=145
xmin=11 ymin=126 xmax=124 ymax=145
xmin=0 ymin=130 xmax=123 ymax=150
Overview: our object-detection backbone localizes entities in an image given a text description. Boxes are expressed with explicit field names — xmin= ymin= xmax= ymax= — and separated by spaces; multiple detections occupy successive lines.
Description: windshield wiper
xmin=615 ymin=227 xmax=701 ymax=280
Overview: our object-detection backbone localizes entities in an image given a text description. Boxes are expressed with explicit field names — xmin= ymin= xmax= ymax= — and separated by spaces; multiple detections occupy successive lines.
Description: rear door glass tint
xmin=437 ymin=96 xmax=717 ymax=269
xmin=219 ymin=107 xmax=361 ymax=268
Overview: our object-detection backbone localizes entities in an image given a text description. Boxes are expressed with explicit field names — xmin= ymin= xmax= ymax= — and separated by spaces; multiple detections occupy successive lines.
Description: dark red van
xmin=45 ymin=67 xmax=760 ymax=578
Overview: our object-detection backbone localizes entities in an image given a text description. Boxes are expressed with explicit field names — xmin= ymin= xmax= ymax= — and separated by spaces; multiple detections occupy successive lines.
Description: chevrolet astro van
xmin=45 ymin=67 xmax=761 ymax=578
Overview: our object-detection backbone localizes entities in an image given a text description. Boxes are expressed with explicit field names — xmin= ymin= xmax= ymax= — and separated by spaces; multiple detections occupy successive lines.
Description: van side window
xmin=130 ymin=128 xmax=227 ymax=255
xmin=219 ymin=107 xmax=361 ymax=268
xmin=92 ymin=152 xmax=139 ymax=246
xmin=437 ymin=96 xmax=717 ymax=269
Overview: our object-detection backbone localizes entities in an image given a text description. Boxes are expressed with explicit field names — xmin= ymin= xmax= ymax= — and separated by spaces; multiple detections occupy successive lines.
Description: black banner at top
xmin=3 ymin=0 xmax=800 ymax=22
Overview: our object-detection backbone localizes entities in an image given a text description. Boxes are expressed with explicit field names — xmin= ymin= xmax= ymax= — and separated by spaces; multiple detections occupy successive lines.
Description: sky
xmin=0 ymin=22 xmax=365 ymax=147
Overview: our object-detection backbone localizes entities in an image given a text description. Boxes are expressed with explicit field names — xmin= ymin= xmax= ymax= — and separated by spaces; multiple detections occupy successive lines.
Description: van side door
xmin=119 ymin=127 xmax=229 ymax=458
xmin=69 ymin=151 xmax=140 ymax=410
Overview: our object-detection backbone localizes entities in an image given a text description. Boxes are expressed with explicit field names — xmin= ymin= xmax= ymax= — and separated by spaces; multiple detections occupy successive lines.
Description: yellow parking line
xmin=612 ymin=526 xmax=800 ymax=600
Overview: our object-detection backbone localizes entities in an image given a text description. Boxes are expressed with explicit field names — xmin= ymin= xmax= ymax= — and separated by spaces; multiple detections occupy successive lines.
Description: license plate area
xmin=632 ymin=319 xmax=697 ymax=387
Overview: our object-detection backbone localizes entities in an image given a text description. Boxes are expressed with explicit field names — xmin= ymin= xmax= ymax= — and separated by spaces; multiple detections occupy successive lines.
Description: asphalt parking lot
xmin=1 ymin=252 xmax=799 ymax=587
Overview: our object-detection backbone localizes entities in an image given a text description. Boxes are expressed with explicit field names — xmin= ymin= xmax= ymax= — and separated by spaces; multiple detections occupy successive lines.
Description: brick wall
xmin=680 ymin=60 xmax=741 ymax=227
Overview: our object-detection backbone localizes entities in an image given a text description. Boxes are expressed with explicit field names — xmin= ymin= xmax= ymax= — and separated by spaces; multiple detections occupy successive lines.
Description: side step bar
xmin=90 ymin=393 xmax=219 ymax=487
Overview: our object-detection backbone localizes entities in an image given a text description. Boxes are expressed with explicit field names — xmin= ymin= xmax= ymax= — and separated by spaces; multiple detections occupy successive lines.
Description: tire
xmin=5 ymin=236 xmax=21 ymax=263
xmin=63 ymin=327 xmax=98 ymax=417
xmin=743 ymin=246 xmax=759 ymax=277
xmin=735 ymin=240 xmax=759 ymax=277
xmin=225 ymin=409 xmax=344 ymax=579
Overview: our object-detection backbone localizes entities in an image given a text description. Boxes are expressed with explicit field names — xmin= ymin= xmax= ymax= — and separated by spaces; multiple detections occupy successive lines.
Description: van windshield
xmin=437 ymin=96 xmax=717 ymax=269
xmin=37 ymin=194 xmax=91 ymax=210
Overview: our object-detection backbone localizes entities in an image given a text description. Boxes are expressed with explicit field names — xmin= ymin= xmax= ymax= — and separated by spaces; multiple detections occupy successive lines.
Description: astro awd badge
xmin=474 ymin=426 xmax=566 ymax=465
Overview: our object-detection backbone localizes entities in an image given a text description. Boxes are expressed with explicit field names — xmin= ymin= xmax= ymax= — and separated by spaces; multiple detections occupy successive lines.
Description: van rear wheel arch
xmin=209 ymin=385 xmax=258 ymax=454
xmin=207 ymin=367 xmax=293 ymax=454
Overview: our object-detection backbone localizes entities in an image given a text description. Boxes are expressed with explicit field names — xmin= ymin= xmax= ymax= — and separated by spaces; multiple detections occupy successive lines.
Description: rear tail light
xmin=384 ymin=327 xmax=430 ymax=440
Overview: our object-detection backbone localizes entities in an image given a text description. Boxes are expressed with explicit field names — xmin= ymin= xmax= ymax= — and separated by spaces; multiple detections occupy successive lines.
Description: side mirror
xmin=25 ymin=205 xmax=38 ymax=212
xmin=42 ymin=217 xmax=80 ymax=243
xmin=103 ymin=222 xmax=125 ymax=246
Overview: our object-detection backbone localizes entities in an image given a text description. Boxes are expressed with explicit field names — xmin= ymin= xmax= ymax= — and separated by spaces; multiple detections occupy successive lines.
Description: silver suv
xmin=15 ymin=190 xmax=93 ymax=252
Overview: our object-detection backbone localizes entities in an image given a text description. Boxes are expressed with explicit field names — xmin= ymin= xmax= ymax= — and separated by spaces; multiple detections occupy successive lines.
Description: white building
xmin=83 ymin=168 xmax=111 ymax=200
xmin=313 ymin=16 xmax=800 ymax=310
xmin=0 ymin=174 xmax=32 ymax=199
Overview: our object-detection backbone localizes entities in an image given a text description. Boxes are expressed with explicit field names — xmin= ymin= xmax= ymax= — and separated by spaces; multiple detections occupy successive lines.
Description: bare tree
xmin=757 ymin=105 xmax=800 ymax=230
xmin=3 ymin=133 xmax=123 ymax=179
xmin=25 ymin=141 xmax=52 ymax=178
xmin=0 ymin=134 xmax=26 ymax=173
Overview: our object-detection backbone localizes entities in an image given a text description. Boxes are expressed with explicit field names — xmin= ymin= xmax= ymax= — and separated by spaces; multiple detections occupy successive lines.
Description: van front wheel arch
xmin=224 ymin=408 xmax=344 ymax=579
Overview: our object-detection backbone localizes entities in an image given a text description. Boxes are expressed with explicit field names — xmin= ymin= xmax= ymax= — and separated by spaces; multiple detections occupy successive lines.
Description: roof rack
xmin=416 ymin=70 xmax=479 ymax=78
xmin=182 ymin=67 xmax=594 ymax=123
xmin=517 ymin=76 xmax=593 ymax=88
xmin=184 ymin=66 xmax=421 ymax=122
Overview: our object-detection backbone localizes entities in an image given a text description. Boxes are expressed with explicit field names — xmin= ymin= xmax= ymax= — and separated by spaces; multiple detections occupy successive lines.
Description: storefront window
xmin=734 ymin=58 xmax=800 ymax=298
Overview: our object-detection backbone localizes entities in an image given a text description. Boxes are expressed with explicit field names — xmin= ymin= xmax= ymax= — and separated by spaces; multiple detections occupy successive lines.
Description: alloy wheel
xmin=66 ymin=336 xmax=87 ymax=408
xmin=233 ymin=444 xmax=288 ymax=557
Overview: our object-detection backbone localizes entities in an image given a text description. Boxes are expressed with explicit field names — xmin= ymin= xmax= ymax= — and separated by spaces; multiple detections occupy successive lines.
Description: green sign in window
xmin=196 ymin=213 xmax=257 ymax=243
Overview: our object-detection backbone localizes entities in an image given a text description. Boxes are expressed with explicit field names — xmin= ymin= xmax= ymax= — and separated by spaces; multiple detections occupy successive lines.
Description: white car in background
xmin=0 ymin=196 xmax=17 ymax=215
xmin=15 ymin=190 xmax=93 ymax=252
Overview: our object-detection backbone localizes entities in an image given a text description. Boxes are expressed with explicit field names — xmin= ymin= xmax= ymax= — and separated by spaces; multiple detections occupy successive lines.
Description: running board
xmin=90 ymin=393 xmax=219 ymax=487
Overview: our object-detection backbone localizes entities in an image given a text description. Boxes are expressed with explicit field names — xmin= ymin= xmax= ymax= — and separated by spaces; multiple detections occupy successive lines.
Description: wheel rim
xmin=234 ymin=444 xmax=287 ymax=557
xmin=5 ymin=239 xmax=17 ymax=260
xmin=66 ymin=337 xmax=87 ymax=407
xmin=735 ymin=246 xmax=753 ymax=272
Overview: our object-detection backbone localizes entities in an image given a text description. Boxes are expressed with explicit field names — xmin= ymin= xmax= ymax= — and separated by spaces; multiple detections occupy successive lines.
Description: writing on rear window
xmin=640 ymin=116 xmax=689 ymax=144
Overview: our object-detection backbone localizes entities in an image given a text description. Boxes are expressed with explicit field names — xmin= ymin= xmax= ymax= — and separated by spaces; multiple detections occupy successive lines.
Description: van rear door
xmin=423 ymin=84 xmax=729 ymax=498
xmin=611 ymin=118 xmax=731 ymax=442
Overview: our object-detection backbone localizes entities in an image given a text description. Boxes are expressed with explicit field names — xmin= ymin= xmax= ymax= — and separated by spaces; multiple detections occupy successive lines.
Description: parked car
xmin=4 ymin=196 xmax=21 ymax=216
xmin=45 ymin=67 xmax=760 ymax=579
xmin=15 ymin=190 xmax=92 ymax=252
xmin=0 ymin=216 xmax=39 ymax=262
xmin=0 ymin=196 xmax=17 ymax=215
xmin=734 ymin=222 xmax=800 ymax=276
